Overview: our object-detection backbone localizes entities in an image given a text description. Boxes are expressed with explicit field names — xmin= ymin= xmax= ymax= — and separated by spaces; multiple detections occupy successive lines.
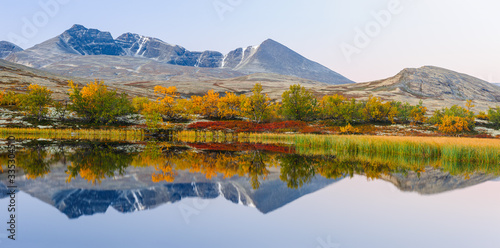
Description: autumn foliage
xmin=488 ymin=107 xmax=500 ymax=129
xmin=188 ymin=142 xmax=295 ymax=154
xmin=218 ymin=91 xmax=245 ymax=119
xmin=1 ymin=80 xmax=492 ymax=136
xmin=281 ymin=84 xmax=317 ymax=121
xmin=68 ymin=80 xmax=134 ymax=123
xmin=430 ymin=100 xmax=475 ymax=134
xmin=187 ymin=120 xmax=309 ymax=133
xmin=241 ymin=83 xmax=274 ymax=122
xmin=191 ymin=90 xmax=221 ymax=119
xmin=19 ymin=84 xmax=53 ymax=121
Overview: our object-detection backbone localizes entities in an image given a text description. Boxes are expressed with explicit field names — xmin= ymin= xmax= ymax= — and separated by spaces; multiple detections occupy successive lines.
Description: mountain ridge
xmin=0 ymin=41 xmax=23 ymax=59
xmin=5 ymin=24 xmax=353 ymax=85
xmin=313 ymin=65 xmax=500 ymax=111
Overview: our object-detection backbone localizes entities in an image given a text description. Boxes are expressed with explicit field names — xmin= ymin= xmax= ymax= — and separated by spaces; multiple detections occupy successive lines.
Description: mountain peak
xmin=261 ymin=38 xmax=279 ymax=44
xmin=5 ymin=25 xmax=353 ymax=84
xmin=68 ymin=24 xmax=88 ymax=31
xmin=258 ymin=38 xmax=288 ymax=50
xmin=58 ymin=24 xmax=123 ymax=56
xmin=0 ymin=41 xmax=24 ymax=59
xmin=394 ymin=65 xmax=499 ymax=101
xmin=229 ymin=38 xmax=353 ymax=84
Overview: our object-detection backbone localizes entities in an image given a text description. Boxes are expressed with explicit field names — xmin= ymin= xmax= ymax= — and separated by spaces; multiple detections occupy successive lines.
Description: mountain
xmin=0 ymin=41 xmax=23 ymax=59
xmin=224 ymin=39 xmax=354 ymax=85
xmin=317 ymin=66 xmax=500 ymax=111
xmin=1 ymin=57 xmax=327 ymax=101
xmin=58 ymin=24 xmax=124 ymax=56
xmin=392 ymin=66 xmax=500 ymax=101
xmin=115 ymin=32 xmax=224 ymax=67
xmin=6 ymin=24 xmax=353 ymax=85
xmin=5 ymin=25 xmax=121 ymax=68
xmin=0 ymin=59 xmax=86 ymax=99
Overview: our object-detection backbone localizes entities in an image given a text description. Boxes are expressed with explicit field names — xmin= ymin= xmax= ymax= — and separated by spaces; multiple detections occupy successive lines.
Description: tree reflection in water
xmin=4 ymin=140 xmax=498 ymax=189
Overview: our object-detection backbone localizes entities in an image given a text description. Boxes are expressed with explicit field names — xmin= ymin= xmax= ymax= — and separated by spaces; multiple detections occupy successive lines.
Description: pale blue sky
xmin=1 ymin=0 xmax=499 ymax=82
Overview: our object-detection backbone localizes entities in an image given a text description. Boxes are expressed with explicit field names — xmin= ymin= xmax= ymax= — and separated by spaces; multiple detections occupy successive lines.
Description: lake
xmin=0 ymin=138 xmax=499 ymax=248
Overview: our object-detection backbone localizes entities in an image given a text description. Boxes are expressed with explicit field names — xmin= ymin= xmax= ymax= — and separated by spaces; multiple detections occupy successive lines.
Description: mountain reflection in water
xmin=0 ymin=139 xmax=498 ymax=219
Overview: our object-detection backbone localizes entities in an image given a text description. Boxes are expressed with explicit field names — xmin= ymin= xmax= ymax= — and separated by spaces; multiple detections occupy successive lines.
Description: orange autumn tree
xmin=0 ymin=90 xmax=5 ymax=104
xmin=438 ymin=115 xmax=471 ymax=134
xmin=0 ymin=90 xmax=20 ymax=106
xmin=147 ymin=86 xmax=180 ymax=119
xmin=131 ymin=96 xmax=150 ymax=113
xmin=429 ymin=101 xmax=475 ymax=134
xmin=409 ymin=101 xmax=427 ymax=124
xmin=218 ymin=92 xmax=245 ymax=119
xmin=191 ymin=90 xmax=220 ymax=119
xmin=139 ymin=86 xmax=184 ymax=130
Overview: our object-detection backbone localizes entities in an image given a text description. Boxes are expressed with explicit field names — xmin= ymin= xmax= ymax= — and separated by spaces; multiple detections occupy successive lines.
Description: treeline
xmin=1 ymin=80 xmax=500 ymax=134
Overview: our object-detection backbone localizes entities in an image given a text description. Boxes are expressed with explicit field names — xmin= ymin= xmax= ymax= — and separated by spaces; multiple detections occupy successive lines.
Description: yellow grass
xmin=0 ymin=127 xmax=144 ymax=142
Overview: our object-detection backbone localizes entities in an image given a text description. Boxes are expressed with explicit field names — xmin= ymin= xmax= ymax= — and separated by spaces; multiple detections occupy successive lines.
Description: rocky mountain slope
xmin=0 ymin=41 xmax=23 ymax=59
xmin=318 ymin=66 xmax=500 ymax=111
xmin=0 ymin=59 xmax=86 ymax=99
xmin=3 ymin=58 xmax=499 ymax=112
xmin=225 ymin=39 xmax=353 ymax=84
xmin=0 ymin=57 xmax=328 ymax=100
xmin=3 ymin=25 xmax=499 ymax=109
xmin=5 ymin=24 xmax=353 ymax=85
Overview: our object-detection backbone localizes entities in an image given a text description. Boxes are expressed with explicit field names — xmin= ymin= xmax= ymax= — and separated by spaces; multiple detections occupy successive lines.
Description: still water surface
xmin=0 ymin=139 xmax=499 ymax=248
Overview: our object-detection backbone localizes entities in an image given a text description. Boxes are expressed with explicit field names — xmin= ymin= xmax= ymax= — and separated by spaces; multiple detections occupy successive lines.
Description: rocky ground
xmin=2 ymin=106 xmax=499 ymax=139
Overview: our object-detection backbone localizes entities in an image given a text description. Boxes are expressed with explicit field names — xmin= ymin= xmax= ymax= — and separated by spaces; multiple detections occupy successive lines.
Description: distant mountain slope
xmin=316 ymin=66 xmax=500 ymax=111
xmin=0 ymin=59 xmax=85 ymax=99
xmin=6 ymin=24 xmax=353 ymax=85
xmin=5 ymin=37 xmax=80 ymax=68
xmin=392 ymin=66 xmax=500 ymax=101
xmin=0 ymin=57 xmax=328 ymax=101
xmin=226 ymin=39 xmax=354 ymax=85
xmin=115 ymin=32 xmax=224 ymax=67
xmin=0 ymin=41 xmax=23 ymax=59
xmin=41 ymin=55 xmax=244 ymax=82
